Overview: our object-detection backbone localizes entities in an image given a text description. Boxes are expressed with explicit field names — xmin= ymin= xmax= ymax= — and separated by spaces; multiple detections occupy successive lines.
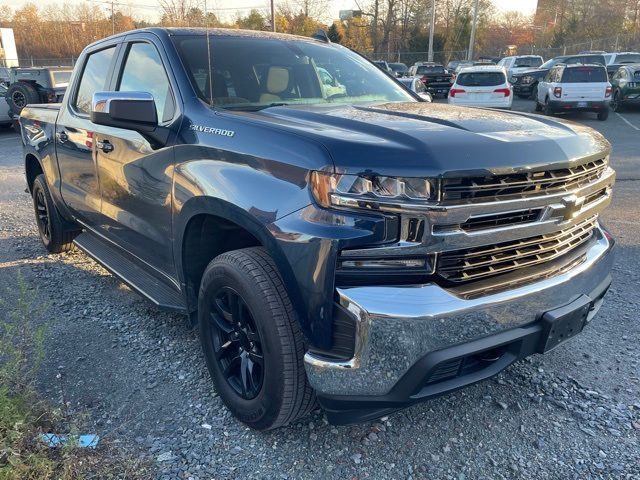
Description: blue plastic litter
xmin=40 ymin=433 xmax=99 ymax=448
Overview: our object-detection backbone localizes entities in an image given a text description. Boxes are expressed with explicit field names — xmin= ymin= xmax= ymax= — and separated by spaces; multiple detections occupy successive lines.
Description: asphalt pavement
xmin=0 ymin=98 xmax=638 ymax=479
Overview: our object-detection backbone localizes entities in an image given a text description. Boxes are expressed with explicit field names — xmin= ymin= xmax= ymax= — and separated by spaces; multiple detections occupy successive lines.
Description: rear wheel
xmin=198 ymin=247 xmax=315 ymax=430
xmin=32 ymin=174 xmax=78 ymax=253
xmin=543 ymin=97 xmax=554 ymax=116
xmin=610 ymin=91 xmax=622 ymax=112
xmin=529 ymin=83 xmax=538 ymax=100
xmin=7 ymin=82 xmax=39 ymax=115
xmin=597 ymin=108 xmax=609 ymax=121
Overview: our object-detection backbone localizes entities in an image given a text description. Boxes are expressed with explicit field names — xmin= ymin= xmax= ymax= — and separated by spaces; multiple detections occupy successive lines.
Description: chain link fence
xmin=0 ymin=58 xmax=75 ymax=68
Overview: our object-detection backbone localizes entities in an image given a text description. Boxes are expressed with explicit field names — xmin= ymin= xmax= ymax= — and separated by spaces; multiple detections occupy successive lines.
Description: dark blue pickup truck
xmin=19 ymin=28 xmax=616 ymax=429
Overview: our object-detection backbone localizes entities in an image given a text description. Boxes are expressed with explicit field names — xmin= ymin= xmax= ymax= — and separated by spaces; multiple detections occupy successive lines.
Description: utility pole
xmin=111 ymin=0 xmax=115 ymax=35
xmin=427 ymin=0 xmax=435 ymax=61
xmin=467 ymin=0 xmax=479 ymax=60
xmin=270 ymin=0 xmax=276 ymax=32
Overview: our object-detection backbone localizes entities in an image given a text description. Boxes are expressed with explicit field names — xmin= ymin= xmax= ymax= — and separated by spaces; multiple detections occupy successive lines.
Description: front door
xmin=94 ymin=39 xmax=180 ymax=279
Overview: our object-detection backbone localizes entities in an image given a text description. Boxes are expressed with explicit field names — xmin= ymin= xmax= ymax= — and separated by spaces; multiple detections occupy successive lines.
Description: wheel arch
xmin=175 ymin=196 xmax=305 ymax=331
xmin=25 ymin=152 xmax=44 ymax=194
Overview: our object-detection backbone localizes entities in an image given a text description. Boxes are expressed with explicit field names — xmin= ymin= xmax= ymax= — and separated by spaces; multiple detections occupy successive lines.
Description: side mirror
xmin=91 ymin=91 xmax=169 ymax=148
xmin=91 ymin=91 xmax=157 ymax=131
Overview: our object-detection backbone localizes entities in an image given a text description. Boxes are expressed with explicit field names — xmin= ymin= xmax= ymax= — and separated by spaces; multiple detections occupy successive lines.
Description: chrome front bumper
xmin=304 ymin=226 xmax=614 ymax=397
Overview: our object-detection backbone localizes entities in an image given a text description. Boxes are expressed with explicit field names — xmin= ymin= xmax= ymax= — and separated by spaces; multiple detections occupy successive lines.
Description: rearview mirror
xmin=91 ymin=91 xmax=169 ymax=148
xmin=91 ymin=91 xmax=157 ymax=131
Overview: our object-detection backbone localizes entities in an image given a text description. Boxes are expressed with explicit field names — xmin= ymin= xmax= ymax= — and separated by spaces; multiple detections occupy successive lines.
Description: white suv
xmin=498 ymin=55 xmax=544 ymax=81
xmin=604 ymin=52 xmax=640 ymax=65
xmin=535 ymin=64 xmax=611 ymax=120
xmin=448 ymin=65 xmax=512 ymax=109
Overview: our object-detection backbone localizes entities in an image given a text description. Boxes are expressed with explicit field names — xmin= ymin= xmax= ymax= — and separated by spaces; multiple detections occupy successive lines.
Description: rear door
xmin=56 ymin=42 xmax=120 ymax=225
xmin=560 ymin=66 xmax=609 ymax=101
xmin=93 ymin=34 xmax=181 ymax=278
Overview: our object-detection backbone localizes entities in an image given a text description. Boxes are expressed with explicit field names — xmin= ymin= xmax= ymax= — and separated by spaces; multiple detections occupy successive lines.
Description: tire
xmin=597 ymin=108 xmax=609 ymax=121
xmin=198 ymin=247 xmax=315 ymax=430
xmin=534 ymin=99 xmax=542 ymax=112
xmin=529 ymin=83 xmax=538 ymax=100
xmin=7 ymin=82 xmax=39 ymax=115
xmin=610 ymin=91 xmax=622 ymax=112
xmin=32 ymin=174 xmax=78 ymax=253
xmin=543 ymin=97 xmax=554 ymax=116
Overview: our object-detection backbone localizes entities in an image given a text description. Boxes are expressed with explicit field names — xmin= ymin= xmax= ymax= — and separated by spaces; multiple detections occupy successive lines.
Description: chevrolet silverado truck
xmin=19 ymin=28 xmax=615 ymax=430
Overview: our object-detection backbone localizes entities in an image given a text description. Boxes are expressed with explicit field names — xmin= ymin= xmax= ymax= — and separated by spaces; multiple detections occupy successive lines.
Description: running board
xmin=74 ymin=232 xmax=187 ymax=313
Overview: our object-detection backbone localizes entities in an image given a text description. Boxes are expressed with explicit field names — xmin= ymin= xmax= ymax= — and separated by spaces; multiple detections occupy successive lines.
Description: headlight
xmin=310 ymin=171 xmax=437 ymax=212
xmin=521 ymin=75 xmax=534 ymax=84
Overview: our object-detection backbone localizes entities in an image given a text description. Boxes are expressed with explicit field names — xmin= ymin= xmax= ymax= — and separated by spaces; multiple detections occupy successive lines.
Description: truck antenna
xmin=205 ymin=0 xmax=213 ymax=106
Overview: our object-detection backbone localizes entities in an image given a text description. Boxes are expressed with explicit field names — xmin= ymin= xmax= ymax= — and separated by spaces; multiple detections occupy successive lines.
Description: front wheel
xmin=32 ymin=174 xmax=78 ymax=253
xmin=198 ymin=247 xmax=315 ymax=430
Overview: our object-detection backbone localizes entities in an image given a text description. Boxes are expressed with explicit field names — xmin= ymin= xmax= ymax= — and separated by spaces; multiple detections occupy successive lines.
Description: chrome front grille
xmin=441 ymin=157 xmax=607 ymax=202
xmin=437 ymin=217 xmax=598 ymax=283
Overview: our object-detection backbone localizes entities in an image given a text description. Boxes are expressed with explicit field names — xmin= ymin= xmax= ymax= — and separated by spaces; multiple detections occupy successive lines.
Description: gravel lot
xmin=0 ymin=98 xmax=638 ymax=479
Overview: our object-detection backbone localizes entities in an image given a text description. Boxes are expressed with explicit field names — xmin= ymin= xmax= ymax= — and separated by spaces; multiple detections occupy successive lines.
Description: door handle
xmin=96 ymin=139 xmax=114 ymax=153
xmin=56 ymin=131 xmax=68 ymax=143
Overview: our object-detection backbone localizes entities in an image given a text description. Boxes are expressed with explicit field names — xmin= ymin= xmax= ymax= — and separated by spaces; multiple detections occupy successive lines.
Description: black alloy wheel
xmin=610 ymin=91 xmax=621 ymax=112
xmin=12 ymin=90 xmax=26 ymax=110
xmin=209 ymin=286 xmax=264 ymax=400
xmin=34 ymin=187 xmax=51 ymax=241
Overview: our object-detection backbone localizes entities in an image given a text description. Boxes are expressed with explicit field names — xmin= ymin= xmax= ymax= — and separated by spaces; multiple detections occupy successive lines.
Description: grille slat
xmin=442 ymin=158 xmax=607 ymax=202
xmin=437 ymin=217 xmax=597 ymax=283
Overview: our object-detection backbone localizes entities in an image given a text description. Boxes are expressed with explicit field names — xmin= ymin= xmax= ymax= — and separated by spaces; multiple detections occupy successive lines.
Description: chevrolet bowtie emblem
xmin=562 ymin=194 xmax=585 ymax=221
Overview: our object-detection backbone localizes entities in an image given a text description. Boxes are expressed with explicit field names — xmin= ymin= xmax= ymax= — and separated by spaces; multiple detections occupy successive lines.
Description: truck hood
xmin=256 ymin=102 xmax=609 ymax=177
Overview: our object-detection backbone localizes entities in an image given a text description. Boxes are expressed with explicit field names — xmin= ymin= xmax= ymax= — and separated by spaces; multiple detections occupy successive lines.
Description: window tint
xmin=616 ymin=53 xmax=640 ymax=64
xmin=513 ymin=57 xmax=542 ymax=68
xmin=118 ymin=43 xmax=174 ymax=122
xmin=74 ymin=47 xmax=116 ymax=114
xmin=561 ymin=66 xmax=607 ymax=83
xmin=417 ymin=65 xmax=445 ymax=74
xmin=456 ymin=71 xmax=505 ymax=86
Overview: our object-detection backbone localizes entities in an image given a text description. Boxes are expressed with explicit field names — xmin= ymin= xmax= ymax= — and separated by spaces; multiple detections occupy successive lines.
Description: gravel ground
xmin=0 ymin=99 xmax=638 ymax=480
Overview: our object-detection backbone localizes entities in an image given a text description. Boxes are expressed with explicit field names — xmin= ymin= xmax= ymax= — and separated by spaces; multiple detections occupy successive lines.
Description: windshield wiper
xmin=218 ymin=102 xmax=290 ymax=112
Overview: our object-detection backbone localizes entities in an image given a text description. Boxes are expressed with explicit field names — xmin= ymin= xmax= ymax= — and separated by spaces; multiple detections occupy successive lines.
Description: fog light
xmin=339 ymin=258 xmax=426 ymax=269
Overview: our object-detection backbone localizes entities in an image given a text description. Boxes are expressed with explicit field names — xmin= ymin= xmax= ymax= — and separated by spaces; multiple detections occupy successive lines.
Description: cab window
xmin=117 ymin=42 xmax=175 ymax=123
xmin=74 ymin=46 xmax=117 ymax=115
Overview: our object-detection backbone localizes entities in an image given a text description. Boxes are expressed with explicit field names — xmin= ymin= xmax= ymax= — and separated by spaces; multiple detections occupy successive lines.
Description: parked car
xmin=447 ymin=65 xmax=512 ymax=109
xmin=388 ymin=62 xmax=408 ymax=77
xmin=511 ymin=53 xmax=607 ymax=99
xmin=446 ymin=59 xmax=463 ymax=73
xmin=397 ymin=77 xmax=432 ymax=101
xmin=409 ymin=62 xmax=453 ymax=96
xmin=372 ymin=60 xmax=393 ymax=73
xmin=604 ymin=52 xmax=640 ymax=65
xmin=20 ymin=27 xmax=616 ymax=430
xmin=0 ymin=84 xmax=13 ymax=126
xmin=609 ymin=64 xmax=640 ymax=111
xmin=497 ymin=55 xmax=543 ymax=79
xmin=535 ymin=63 xmax=611 ymax=120
xmin=0 ymin=67 xmax=10 ymax=86
xmin=5 ymin=66 xmax=72 ymax=115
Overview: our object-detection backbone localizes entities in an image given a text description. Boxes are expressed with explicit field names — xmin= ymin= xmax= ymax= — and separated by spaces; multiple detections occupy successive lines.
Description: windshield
xmin=513 ymin=57 xmax=542 ymax=68
xmin=456 ymin=71 xmax=505 ymax=86
xmin=616 ymin=53 xmax=640 ymax=64
xmin=172 ymin=35 xmax=414 ymax=110
xmin=417 ymin=65 xmax=444 ymax=74
xmin=389 ymin=63 xmax=407 ymax=72
xmin=562 ymin=66 xmax=607 ymax=83
xmin=52 ymin=70 xmax=72 ymax=86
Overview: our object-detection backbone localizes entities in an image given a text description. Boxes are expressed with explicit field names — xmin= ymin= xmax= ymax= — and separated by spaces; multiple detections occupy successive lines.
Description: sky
xmin=0 ymin=0 xmax=539 ymax=23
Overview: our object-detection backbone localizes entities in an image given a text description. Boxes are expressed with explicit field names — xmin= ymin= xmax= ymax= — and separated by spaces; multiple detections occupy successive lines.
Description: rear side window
xmin=582 ymin=55 xmax=606 ymax=65
xmin=74 ymin=47 xmax=116 ymax=114
xmin=456 ymin=72 xmax=505 ymax=87
xmin=118 ymin=43 xmax=175 ymax=122
xmin=561 ymin=66 xmax=607 ymax=83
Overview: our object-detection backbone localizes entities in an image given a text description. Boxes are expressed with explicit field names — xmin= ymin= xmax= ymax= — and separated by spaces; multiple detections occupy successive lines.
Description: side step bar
xmin=74 ymin=232 xmax=187 ymax=314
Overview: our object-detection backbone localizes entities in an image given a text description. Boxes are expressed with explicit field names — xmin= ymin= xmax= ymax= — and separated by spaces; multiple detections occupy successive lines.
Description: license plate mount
xmin=539 ymin=295 xmax=592 ymax=353
xmin=577 ymin=101 xmax=588 ymax=108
